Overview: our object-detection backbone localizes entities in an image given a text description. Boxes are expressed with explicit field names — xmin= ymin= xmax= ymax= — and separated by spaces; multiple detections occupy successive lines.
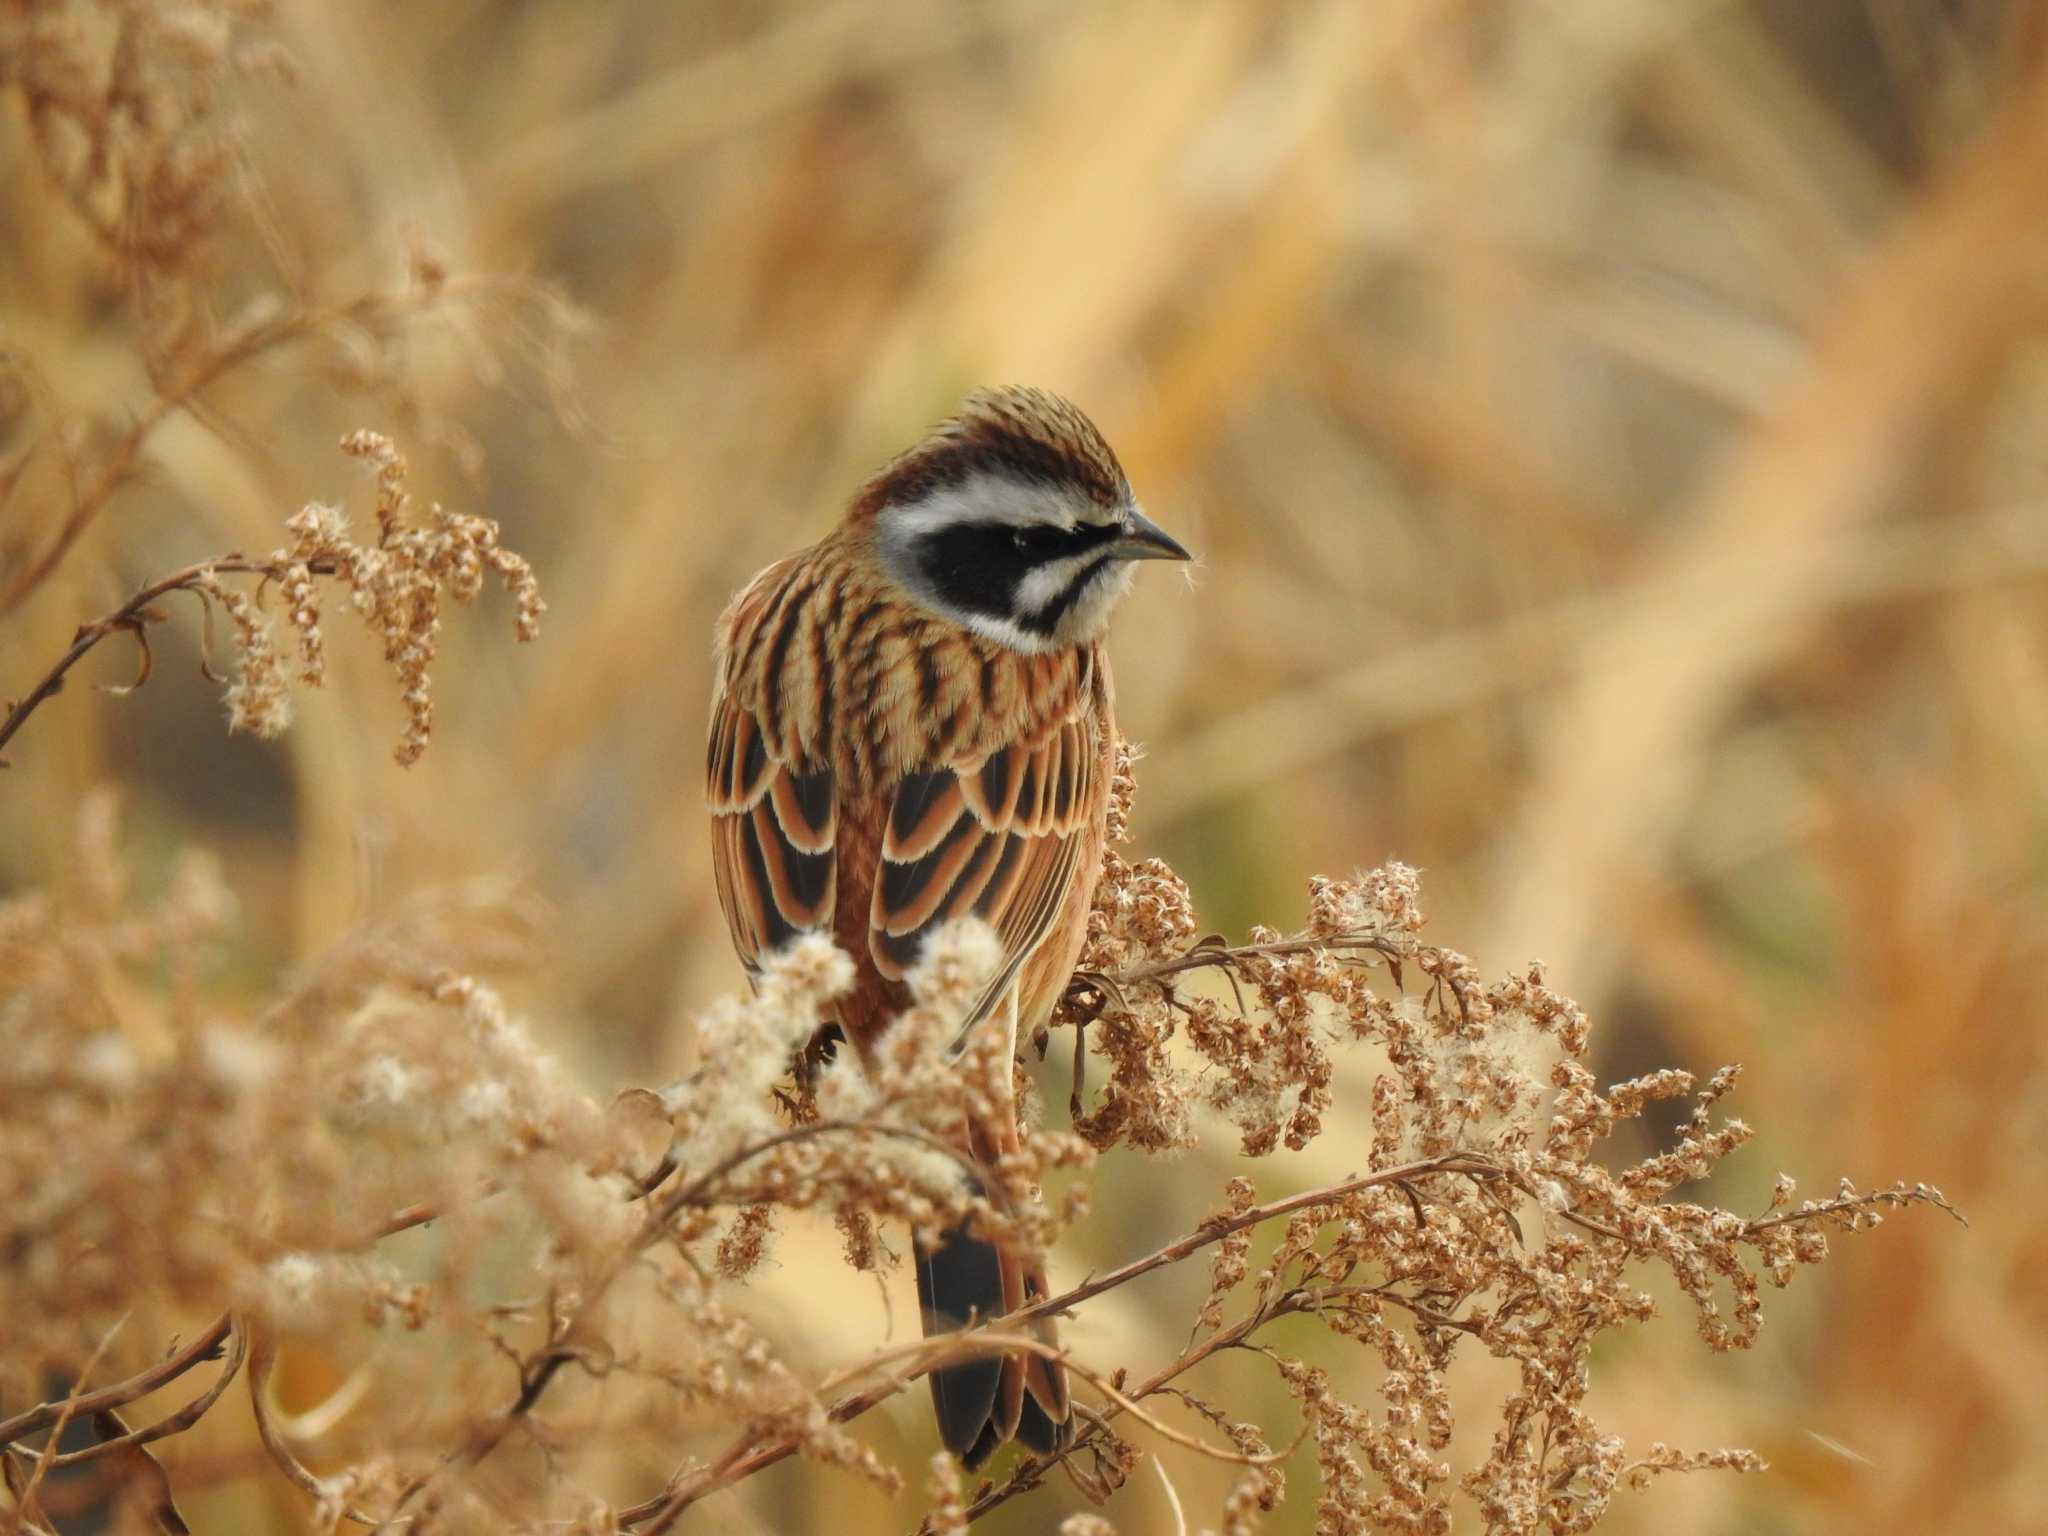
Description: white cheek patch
xmin=1048 ymin=561 xmax=1133 ymax=645
xmin=1015 ymin=552 xmax=1097 ymax=615
xmin=870 ymin=472 xmax=1132 ymax=652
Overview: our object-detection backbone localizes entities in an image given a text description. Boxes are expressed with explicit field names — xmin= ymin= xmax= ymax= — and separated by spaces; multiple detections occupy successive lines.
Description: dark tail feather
xmin=917 ymin=1220 xmax=1006 ymax=1462
xmin=916 ymin=1217 xmax=1072 ymax=1469
xmin=1016 ymin=1389 xmax=1063 ymax=1457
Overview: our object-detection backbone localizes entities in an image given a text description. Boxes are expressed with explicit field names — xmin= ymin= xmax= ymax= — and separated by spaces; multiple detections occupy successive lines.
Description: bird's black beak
xmin=1111 ymin=507 xmax=1193 ymax=563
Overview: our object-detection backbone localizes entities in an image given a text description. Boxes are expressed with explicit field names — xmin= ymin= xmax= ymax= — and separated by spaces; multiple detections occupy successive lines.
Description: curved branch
xmin=0 ymin=1314 xmax=232 ymax=1451
xmin=245 ymin=1324 xmax=384 ymax=1529
xmin=1093 ymin=931 xmax=1408 ymax=991
xmin=369 ymin=1116 xmax=987 ymax=1525
xmin=1009 ymin=1150 xmax=1497 ymax=1327
xmin=956 ymin=1293 xmax=1314 ymax=1526
xmin=0 ymin=1322 xmax=246 ymax=1472
xmin=0 ymin=556 xmax=339 ymax=765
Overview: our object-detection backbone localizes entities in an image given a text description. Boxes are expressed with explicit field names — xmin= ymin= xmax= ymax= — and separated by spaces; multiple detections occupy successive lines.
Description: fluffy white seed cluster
xmin=201 ymin=570 xmax=294 ymax=739
xmin=667 ymin=933 xmax=855 ymax=1162
xmin=246 ymin=1252 xmax=425 ymax=1334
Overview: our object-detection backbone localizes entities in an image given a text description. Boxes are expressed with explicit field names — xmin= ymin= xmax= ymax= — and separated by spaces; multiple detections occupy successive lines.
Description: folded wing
xmin=870 ymin=709 xmax=1098 ymax=1049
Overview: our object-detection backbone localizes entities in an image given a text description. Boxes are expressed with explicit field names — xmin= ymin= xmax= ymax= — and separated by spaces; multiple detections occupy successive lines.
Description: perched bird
xmin=705 ymin=386 xmax=1190 ymax=1467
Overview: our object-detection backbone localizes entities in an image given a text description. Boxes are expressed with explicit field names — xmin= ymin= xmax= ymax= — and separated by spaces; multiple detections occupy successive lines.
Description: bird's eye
xmin=1012 ymin=530 xmax=1029 ymax=550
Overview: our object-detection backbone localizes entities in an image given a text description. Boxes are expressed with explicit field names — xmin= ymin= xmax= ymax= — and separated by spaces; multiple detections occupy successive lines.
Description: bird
xmin=704 ymin=386 xmax=1191 ymax=1468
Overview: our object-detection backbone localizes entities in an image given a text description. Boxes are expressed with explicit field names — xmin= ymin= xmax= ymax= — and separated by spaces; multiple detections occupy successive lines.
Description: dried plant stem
xmin=1010 ymin=1150 xmax=1496 ymax=1326
xmin=615 ymin=1140 xmax=1953 ymax=1529
xmin=643 ymin=1119 xmax=978 ymax=1236
xmin=1078 ymin=929 xmax=1409 ymax=993
xmin=0 ymin=1197 xmax=441 ymax=1466
xmin=0 ymin=1315 xmax=232 ymax=1452
xmin=0 ymin=555 xmax=336 ymax=765
xmin=2 ymin=433 xmax=545 ymax=768
xmin=3 ymin=342 xmax=261 ymax=617
xmin=1 ymin=1325 xmax=246 ymax=1475
xmin=618 ymin=1150 xmax=1495 ymax=1527
xmin=4 ymin=918 xmax=1954 ymax=1535
xmin=0 ymin=1323 xmax=124 ymax=1536
xmin=958 ymin=1288 xmax=1306 ymax=1525
xmin=369 ymin=1116 xmax=986 ymax=1521
xmin=244 ymin=1327 xmax=383 ymax=1530
xmin=0 ymin=280 xmax=511 ymax=616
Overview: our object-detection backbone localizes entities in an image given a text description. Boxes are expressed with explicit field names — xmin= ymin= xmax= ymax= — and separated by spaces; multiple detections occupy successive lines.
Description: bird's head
xmin=856 ymin=386 xmax=1191 ymax=653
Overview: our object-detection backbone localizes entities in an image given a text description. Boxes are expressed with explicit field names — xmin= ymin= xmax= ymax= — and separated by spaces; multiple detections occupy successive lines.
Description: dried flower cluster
xmin=640 ymin=919 xmax=1090 ymax=1306
xmin=209 ymin=427 xmax=544 ymax=760
xmin=1073 ymin=756 xmax=1595 ymax=1172
xmin=0 ymin=737 xmax=1954 ymax=1534
xmin=0 ymin=429 xmax=542 ymax=767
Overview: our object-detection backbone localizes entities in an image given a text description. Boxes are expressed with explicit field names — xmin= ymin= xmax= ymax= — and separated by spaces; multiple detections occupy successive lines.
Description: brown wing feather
xmin=708 ymin=683 xmax=838 ymax=975
xmin=711 ymin=551 xmax=1110 ymax=1045
xmin=868 ymin=712 xmax=1097 ymax=1047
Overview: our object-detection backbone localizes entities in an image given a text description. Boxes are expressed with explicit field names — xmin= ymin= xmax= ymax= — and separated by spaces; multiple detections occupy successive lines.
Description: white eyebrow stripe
xmin=882 ymin=475 xmax=1076 ymax=537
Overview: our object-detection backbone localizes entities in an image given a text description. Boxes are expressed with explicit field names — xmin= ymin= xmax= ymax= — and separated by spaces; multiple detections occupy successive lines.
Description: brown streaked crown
xmin=848 ymin=386 xmax=1130 ymax=524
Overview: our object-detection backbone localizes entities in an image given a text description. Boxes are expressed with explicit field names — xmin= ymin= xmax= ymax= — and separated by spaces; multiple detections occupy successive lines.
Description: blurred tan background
xmin=6 ymin=2 xmax=2048 ymax=1531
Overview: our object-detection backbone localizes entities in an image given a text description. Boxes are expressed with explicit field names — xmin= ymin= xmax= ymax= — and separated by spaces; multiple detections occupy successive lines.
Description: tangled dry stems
xmin=1 ymin=2 xmax=588 ymax=624
xmin=0 ymin=738 xmax=1955 ymax=1534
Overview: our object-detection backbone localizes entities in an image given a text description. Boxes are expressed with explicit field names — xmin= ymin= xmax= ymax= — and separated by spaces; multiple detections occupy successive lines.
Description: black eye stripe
xmin=1009 ymin=522 xmax=1118 ymax=559
xmin=913 ymin=517 xmax=1121 ymax=621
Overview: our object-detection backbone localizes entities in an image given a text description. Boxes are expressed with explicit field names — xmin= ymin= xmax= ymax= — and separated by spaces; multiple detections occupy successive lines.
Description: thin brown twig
xmin=245 ymin=1323 xmax=389 ymax=1531
xmin=0 ymin=1315 xmax=231 ymax=1452
xmin=642 ymin=1119 xmax=978 ymax=1239
xmin=1745 ymin=1181 xmax=1966 ymax=1233
xmin=647 ymin=1323 xmax=1297 ymax=1535
xmin=4 ymin=1251 xmax=410 ymax=1504
xmin=0 ymin=556 xmax=340 ymax=766
xmin=1096 ymin=931 xmax=1408 ymax=989
xmin=0 ymin=1320 xmax=126 ymax=1536
xmin=1008 ymin=1150 xmax=1498 ymax=1328
xmin=956 ymin=1288 xmax=1322 ymax=1526
xmin=371 ymin=1115 xmax=986 ymax=1523
xmin=371 ymin=1202 xmax=444 ymax=1242
xmin=1 ymin=1324 xmax=247 ymax=1474
xmin=1060 ymin=933 xmax=1412 ymax=1032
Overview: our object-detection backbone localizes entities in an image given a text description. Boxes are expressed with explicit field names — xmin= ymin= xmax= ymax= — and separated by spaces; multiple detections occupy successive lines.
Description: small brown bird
xmin=705 ymin=386 xmax=1190 ymax=1467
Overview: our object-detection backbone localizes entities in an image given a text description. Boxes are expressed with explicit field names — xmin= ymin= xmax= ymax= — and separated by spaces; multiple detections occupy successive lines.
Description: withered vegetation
xmin=0 ymin=740 xmax=1954 ymax=1534
xmin=0 ymin=428 xmax=543 ymax=767
xmin=0 ymin=4 xmax=2000 ymax=1535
